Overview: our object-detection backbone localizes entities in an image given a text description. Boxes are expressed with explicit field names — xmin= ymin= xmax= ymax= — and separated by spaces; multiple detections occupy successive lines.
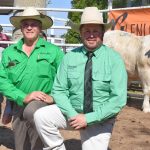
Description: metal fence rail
xmin=0 ymin=41 xmax=82 ymax=47
xmin=127 ymin=81 xmax=144 ymax=99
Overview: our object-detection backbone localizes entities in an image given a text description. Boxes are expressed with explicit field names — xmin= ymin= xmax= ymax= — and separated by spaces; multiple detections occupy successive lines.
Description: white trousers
xmin=34 ymin=104 xmax=115 ymax=150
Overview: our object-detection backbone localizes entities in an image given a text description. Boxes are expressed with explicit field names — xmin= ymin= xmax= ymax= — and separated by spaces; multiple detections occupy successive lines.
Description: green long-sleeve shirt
xmin=0 ymin=37 xmax=64 ymax=106
xmin=51 ymin=45 xmax=127 ymax=125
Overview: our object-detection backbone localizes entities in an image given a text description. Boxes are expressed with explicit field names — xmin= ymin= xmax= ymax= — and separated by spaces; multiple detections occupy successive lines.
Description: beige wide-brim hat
xmin=10 ymin=7 xmax=53 ymax=30
xmin=67 ymin=7 xmax=112 ymax=33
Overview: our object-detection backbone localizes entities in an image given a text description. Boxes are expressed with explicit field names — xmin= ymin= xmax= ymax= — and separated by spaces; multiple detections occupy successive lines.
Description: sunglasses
xmin=21 ymin=21 xmax=40 ymax=28
xmin=83 ymin=31 xmax=104 ymax=38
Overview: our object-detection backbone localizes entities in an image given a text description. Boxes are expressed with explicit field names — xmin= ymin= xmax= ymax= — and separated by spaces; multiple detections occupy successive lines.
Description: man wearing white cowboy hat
xmin=0 ymin=7 xmax=64 ymax=150
xmin=34 ymin=7 xmax=127 ymax=150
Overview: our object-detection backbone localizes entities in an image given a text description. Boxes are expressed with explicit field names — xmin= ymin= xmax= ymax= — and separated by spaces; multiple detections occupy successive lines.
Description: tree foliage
xmin=112 ymin=0 xmax=127 ymax=8
xmin=65 ymin=0 xmax=108 ymax=43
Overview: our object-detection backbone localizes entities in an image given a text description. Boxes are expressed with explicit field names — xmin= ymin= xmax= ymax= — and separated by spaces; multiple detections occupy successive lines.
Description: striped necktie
xmin=83 ymin=52 xmax=94 ymax=113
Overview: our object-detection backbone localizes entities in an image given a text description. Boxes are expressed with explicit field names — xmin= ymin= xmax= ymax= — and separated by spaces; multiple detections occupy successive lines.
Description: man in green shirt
xmin=34 ymin=7 xmax=127 ymax=150
xmin=0 ymin=7 xmax=64 ymax=150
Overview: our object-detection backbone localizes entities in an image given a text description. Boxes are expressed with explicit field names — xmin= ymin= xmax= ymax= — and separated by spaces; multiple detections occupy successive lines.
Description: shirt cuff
xmin=85 ymin=112 xmax=99 ymax=125
xmin=66 ymin=109 xmax=78 ymax=119
xmin=16 ymin=93 xmax=26 ymax=106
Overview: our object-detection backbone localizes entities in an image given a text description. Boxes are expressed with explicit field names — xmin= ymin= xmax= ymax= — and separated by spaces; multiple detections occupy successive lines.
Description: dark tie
xmin=83 ymin=52 xmax=94 ymax=113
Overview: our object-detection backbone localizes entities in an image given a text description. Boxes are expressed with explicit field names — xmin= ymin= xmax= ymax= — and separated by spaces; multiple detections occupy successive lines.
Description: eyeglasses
xmin=21 ymin=22 xmax=40 ymax=28
xmin=83 ymin=31 xmax=103 ymax=38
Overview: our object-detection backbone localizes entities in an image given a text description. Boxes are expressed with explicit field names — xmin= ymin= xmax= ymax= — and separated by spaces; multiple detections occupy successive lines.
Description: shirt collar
xmin=82 ymin=44 xmax=105 ymax=58
xmin=35 ymin=37 xmax=46 ymax=48
xmin=14 ymin=37 xmax=46 ymax=51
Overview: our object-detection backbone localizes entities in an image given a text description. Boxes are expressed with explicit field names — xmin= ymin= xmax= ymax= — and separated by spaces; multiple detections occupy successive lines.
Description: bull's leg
xmin=142 ymin=94 xmax=150 ymax=113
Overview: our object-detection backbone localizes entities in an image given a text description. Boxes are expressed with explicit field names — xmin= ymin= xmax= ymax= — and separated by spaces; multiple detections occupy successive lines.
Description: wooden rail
xmin=127 ymin=81 xmax=144 ymax=99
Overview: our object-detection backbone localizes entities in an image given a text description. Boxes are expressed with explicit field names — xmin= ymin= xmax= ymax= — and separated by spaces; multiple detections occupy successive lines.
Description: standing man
xmin=34 ymin=7 xmax=127 ymax=150
xmin=0 ymin=7 xmax=64 ymax=150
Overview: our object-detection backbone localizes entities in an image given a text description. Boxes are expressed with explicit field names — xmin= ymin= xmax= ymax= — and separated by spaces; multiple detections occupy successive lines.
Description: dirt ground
xmin=0 ymin=97 xmax=150 ymax=150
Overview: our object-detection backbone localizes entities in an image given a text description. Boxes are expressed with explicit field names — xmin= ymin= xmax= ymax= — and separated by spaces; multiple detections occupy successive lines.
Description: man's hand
xmin=24 ymin=91 xmax=47 ymax=104
xmin=69 ymin=114 xmax=87 ymax=130
xmin=44 ymin=95 xmax=54 ymax=104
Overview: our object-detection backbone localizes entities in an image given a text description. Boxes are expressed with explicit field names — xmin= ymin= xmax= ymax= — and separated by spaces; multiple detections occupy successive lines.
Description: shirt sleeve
xmin=85 ymin=54 xmax=128 ymax=125
xmin=0 ymin=53 xmax=26 ymax=106
xmin=53 ymin=47 xmax=64 ymax=71
xmin=51 ymin=55 xmax=78 ymax=119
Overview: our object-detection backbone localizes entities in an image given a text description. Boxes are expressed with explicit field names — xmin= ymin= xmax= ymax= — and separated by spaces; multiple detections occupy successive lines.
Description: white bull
xmin=103 ymin=30 xmax=150 ymax=113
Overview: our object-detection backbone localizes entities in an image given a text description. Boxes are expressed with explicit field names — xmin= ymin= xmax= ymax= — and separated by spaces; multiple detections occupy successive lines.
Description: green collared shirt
xmin=0 ymin=37 xmax=64 ymax=106
xmin=52 ymin=44 xmax=127 ymax=125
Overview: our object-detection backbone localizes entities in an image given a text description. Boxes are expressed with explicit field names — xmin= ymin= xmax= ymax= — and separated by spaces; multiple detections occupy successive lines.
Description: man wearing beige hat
xmin=34 ymin=7 xmax=127 ymax=150
xmin=0 ymin=7 xmax=64 ymax=150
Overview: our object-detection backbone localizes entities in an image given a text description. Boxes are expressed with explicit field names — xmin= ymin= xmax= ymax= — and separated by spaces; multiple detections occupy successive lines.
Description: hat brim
xmin=67 ymin=20 xmax=112 ymax=33
xmin=10 ymin=15 xmax=53 ymax=30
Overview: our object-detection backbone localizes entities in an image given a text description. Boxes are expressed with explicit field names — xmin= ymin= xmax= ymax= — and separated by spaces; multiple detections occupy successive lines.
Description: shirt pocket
xmin=6 ymin=60 xmax=21 ymax=83
xmin=37 ymin=54 xmax=54 ymax=78
xmin=92 ymin=73 xmax=111 ymax=91
xmin=67 ymin=67 xmax=80 ymax=87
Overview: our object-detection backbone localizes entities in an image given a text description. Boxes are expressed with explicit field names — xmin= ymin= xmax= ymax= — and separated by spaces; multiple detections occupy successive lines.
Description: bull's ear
xmin=145 ymin=50 xmax=150 ymax=58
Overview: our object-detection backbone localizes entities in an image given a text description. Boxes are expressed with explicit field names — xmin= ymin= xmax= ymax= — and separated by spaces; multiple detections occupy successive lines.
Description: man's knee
xmin=34 ymin=105 xmax=55 ymax=127
xmin=23 ymin=100 xmax=47 ymax=121
xmin=34 ymin=104 xmax=67 ymax=130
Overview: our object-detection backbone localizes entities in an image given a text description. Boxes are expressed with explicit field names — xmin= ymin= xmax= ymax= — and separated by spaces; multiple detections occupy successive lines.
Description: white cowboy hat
xmin=67 ymin=7 xmax=112 ymax=32
xmin=10 ymin=7 xmax=53 ymax=30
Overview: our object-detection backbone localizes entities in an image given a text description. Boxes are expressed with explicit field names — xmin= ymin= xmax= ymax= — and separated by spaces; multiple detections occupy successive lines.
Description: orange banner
xmin=108 ymin=8 xmax=150 ymax=36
